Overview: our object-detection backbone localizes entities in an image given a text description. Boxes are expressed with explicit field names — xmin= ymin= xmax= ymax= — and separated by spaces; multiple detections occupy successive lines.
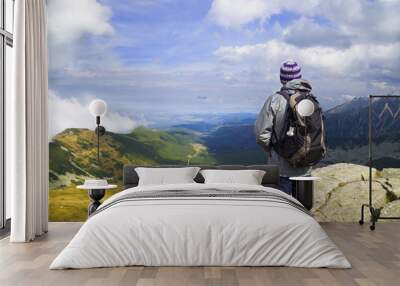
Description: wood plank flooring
xmin=0 ymin=222 xmax=399 ymax=286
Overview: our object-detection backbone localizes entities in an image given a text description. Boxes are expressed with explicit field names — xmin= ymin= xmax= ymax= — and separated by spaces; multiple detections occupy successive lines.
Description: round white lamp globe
xmin=297 ymin=99 xmax=315 ymax=117
xmin=89 ymin=99 xmax=107 ymax=117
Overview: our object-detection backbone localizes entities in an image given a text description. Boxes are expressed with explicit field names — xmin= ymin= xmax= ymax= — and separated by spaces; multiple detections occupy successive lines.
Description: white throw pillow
xmin=200 ymin=169 xmax=266 ymax=185
xmin=135 ymin=167 xmax=200 ymax=186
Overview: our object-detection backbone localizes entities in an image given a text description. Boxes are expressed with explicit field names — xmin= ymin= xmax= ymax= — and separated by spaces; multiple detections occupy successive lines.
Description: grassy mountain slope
xmin=50 ymin=127 xmax=216 ymax=185
xmin=49 ymin=127 xmax=216 ymax=221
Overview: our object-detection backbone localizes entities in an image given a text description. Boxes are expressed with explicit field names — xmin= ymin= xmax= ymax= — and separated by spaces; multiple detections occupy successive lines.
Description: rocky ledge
xmin=311 ymin=163 xmax=400 ymax=222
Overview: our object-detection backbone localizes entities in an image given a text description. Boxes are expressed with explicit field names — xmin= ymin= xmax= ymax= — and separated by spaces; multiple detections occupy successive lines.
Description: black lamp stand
xmin=87 ymin=116 xmax=107 ymax=216
xmin=95 ymin=115 xmax=106 ymax=165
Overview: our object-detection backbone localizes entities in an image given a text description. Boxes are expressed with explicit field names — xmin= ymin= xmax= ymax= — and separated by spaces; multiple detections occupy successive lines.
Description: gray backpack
xmin=272 ymin=90 xmax=327 ymax=167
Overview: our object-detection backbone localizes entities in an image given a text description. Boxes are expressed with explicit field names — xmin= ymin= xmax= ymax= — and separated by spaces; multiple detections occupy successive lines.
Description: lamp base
xmin=87 ymin=189 xmax=105 ymax=216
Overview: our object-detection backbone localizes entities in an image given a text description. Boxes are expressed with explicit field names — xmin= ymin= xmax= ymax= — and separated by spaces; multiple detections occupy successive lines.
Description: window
xmin=0 ymin=0 xmax=13 ymax=231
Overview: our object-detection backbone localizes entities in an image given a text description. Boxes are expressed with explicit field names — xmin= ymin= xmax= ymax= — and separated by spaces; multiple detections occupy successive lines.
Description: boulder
xmin=310 ymin=163 xmax=395 ymax=222
xmin=381 ymin=200 xmax=400 ymax=217
xmin=313 ymin=181 xmax=387 ymax=222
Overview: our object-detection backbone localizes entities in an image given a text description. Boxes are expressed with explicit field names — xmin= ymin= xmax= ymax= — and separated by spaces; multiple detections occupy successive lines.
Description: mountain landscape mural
xmin=47 ymin=0 xmax=400 ymax=222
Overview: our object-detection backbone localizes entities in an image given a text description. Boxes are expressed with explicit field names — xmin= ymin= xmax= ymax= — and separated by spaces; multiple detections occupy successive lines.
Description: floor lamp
xmin=89 ymin=99 xmax=107 ymax=165
xmin=85 ymin=99 xmax=108 ymax=216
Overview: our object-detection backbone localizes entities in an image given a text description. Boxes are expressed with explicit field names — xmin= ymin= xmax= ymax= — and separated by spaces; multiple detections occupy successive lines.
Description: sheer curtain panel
xmin=9 ymin=0 xmax=48 ymax=242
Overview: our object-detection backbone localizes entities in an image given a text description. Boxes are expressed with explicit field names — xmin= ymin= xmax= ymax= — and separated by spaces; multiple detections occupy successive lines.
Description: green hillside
xmin=49 ymin=127 xmax=216 ymax=221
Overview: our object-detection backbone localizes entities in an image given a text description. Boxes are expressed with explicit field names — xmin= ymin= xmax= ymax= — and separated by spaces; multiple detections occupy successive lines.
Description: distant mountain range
xmin=323 ymin=97 xmax=400 ymax=167
xmin=324 ymin=97 xmax=400 ymax=147
xmin=180 ymin=97 xmax=400 ymax=168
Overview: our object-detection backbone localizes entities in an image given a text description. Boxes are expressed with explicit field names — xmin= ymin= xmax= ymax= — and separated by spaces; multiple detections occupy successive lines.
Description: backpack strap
xmin=277 ymin=91 xmax=290 ymax=102
xmin=271 ymin=91 xmax=293 ymax=146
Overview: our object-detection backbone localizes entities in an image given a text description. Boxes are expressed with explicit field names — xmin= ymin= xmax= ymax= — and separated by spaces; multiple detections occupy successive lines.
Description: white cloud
xmin=214 ymin=40 xmax=400 ymax=78
xmin=282 ymin=17 xmax=351 ymax=48
xmin=208 ymin=0 xmax=270 ymax=29
xmin=47 ymin=0 xmax=115 ymax=70
xmin=316 ymin=0 xmax=400 ymax=44
xmin=371 ymin=81 xmax=389 ymax=90
xmin=340 ymin=94 xmax=356 ymax=102
xmin=208 ymin=0 xmax=400 ymax=44
xmin=47 ymin=0 xmax=114 ymax=45
xmin=213 ymin=39 xmax=400 ymax=108
xmin=207 ymin=0 xmax=318 ymax=29
xmin=48 ymin=90 xmax=138 ymax=139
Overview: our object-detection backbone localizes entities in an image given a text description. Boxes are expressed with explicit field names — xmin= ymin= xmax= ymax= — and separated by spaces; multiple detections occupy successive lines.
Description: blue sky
xmin=103 ymin=0 xmax=291 ymax=65
xmin=47 ymin=0 xmax=400 ymax=136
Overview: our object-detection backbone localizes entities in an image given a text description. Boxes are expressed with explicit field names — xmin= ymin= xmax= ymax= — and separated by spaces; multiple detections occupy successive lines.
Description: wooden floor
xmin=0 ymin=222 xmax=399 ymax=286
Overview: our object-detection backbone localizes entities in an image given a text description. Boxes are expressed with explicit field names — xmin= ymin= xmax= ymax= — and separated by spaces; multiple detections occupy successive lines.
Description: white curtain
xmin=9 ymin=0 xmax=49 ymax=242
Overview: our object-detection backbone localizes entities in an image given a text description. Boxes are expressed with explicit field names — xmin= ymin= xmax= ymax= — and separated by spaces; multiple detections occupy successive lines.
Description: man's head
xmin=280 ymin=60 xmax=301 ymax=85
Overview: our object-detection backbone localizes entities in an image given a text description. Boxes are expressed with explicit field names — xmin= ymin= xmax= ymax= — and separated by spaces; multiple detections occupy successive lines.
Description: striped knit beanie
xmin=280 ymin=60 xmax=301 ymax=85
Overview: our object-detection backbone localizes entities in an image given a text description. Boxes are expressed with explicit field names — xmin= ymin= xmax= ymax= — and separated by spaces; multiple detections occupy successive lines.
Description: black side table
xmin=77 ymin=184 xmax=117 ymax=216
xmin=289 ymin=177 xmax=320 ymax=210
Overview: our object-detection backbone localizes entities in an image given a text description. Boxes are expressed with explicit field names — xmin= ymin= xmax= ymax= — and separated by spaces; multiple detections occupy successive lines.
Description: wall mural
xmin=48 ymin=0 xmax=400 ymax=222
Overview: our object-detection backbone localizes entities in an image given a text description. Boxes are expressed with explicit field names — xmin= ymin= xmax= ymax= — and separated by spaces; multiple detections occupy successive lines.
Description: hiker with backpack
xmin=255 ymin=60 xmax=326 ymax=195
